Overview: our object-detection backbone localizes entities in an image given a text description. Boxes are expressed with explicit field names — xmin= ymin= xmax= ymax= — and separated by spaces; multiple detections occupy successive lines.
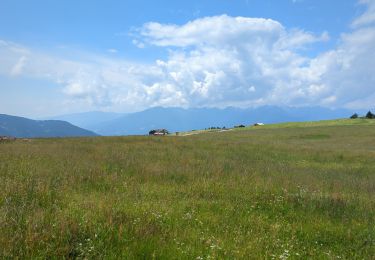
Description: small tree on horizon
xmin=350 ymin=113 xmax=359 ymax=119
xmin=366 ymin=111 xmax=374 ymax=119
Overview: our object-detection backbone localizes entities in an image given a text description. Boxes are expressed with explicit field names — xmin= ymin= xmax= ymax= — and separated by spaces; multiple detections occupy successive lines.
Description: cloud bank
xmin=1 ymin=1 xmax=375 ymax=112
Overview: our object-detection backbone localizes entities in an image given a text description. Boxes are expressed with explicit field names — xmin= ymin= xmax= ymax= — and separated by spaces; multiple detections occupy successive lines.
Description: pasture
xmin=1 ymin=119 xmax=374 ymax=258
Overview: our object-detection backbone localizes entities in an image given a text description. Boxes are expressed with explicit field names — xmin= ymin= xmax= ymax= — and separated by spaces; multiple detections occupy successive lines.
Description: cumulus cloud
xmin=1 ymin=1 xmax=375 ymax=112
xmin=312 ymin=25 xmax=375 ymax=108
xmin=137 ymin=15 xmax=332 ymax=107
xmin=140 ymin=15 xmax=284 ymax=47
xmin=136 ymin=8 xmax=375 ymax=109
xmin=139 ymin=15 xmax=329 ymax=50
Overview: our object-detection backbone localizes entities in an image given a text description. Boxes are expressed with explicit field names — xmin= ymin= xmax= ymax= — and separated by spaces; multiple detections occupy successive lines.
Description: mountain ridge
xmin=49 ymin=106 xmax=356 ymax=136
xmin=0 ymin=114 xmax=98 ymax=138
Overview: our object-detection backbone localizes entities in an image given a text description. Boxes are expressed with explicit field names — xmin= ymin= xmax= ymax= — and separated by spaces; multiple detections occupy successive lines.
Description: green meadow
xmin=1 ymin=119 xmax=374 ymax=258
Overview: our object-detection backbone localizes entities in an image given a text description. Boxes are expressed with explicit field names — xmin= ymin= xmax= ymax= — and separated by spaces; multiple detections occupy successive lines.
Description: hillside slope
xmin=0 ymin=114 xmax=98 ymax=138
xmin=1 ymin=120 xmax=374 ymax=258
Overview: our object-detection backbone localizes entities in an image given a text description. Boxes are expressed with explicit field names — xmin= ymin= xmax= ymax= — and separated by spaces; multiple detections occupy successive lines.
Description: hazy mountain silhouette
xmin=50 ymin=111 xmax=124 ymax=129
xmin=0 ymin=114 xmax=98 ymax=138
xmin=52 ymin=106 xmax=354 ymax=136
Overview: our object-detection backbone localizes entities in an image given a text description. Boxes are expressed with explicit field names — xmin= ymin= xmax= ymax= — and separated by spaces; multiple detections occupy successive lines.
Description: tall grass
xmin=0 ymin=122 xmax=374 ymax=258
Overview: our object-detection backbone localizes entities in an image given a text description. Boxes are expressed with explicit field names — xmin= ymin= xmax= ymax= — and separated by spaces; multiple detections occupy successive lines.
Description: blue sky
xmin=1 ymin=0 xmax=374 ymax=117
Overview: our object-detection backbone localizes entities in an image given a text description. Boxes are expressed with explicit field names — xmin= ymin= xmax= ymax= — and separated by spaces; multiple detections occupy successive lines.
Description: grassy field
xmin=1 ymin=119 xmax=374 ymax=258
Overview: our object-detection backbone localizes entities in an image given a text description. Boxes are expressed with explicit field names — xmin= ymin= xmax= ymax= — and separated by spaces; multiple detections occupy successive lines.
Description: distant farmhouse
xmin=0 ymin=136 xmax=16 ymax=142
xmin=149 ymin=129 xmax=169 ymax=136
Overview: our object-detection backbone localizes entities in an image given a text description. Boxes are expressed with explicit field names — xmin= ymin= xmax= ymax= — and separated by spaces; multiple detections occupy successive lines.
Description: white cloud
xmin=313 ymin=27 xmax=375 ymax=107
xmin=139 ymin=15 xmax=284 ymax=48
xmin=352 ymin=0 xmax=375 ymax=28
xmin=136 ymin=15 xmax=332 ymax=107
xmin=1 ymin=1 xmax=375 ymax=112
xmin=10 ymin=56 xmax=27 ymax=76
xmin=107 ymin=48 xmax=118 ymax=53
xmin=132 ymin=39 xmax=145 ymax=48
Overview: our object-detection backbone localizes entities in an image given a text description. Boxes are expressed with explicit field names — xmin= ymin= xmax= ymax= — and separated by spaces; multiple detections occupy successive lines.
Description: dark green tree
xmin=350 ymin=113 xmax=358 ymax=119
xmin=366 ymin=111 xmax=374 ymax=119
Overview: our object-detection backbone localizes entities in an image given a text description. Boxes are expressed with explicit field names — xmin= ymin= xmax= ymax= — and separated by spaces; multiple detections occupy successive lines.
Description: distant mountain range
xmin=51 ymin=111 xmax=124 ymax=130
xmin=0 ymin=114 xmax=98 ymax=138
xmin=50 ymin=106 xmax=356 ymax=136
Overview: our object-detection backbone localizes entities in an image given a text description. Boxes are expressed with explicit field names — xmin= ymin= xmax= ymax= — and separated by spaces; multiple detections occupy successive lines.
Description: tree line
xmin=350 ymin=111 xmax=375 ymax=119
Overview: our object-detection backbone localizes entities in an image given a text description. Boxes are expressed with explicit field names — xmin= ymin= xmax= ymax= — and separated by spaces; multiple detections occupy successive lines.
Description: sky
xmin=1 ymin=0 xmax=375 ymax=118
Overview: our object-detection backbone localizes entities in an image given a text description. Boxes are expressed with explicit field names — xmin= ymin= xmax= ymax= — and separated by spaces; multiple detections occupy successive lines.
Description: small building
xmin=0 ymin=136 xmax=16 ymax=141
xmin=254 ymin=123 xmax=265 ymax=126
xmin=149 ymin=129 xmax=169 ymax=136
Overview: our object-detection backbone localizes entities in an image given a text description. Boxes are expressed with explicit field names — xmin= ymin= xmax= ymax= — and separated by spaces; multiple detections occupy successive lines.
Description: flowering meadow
xmin=1 ymin=120 xmax=374 ymax=258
